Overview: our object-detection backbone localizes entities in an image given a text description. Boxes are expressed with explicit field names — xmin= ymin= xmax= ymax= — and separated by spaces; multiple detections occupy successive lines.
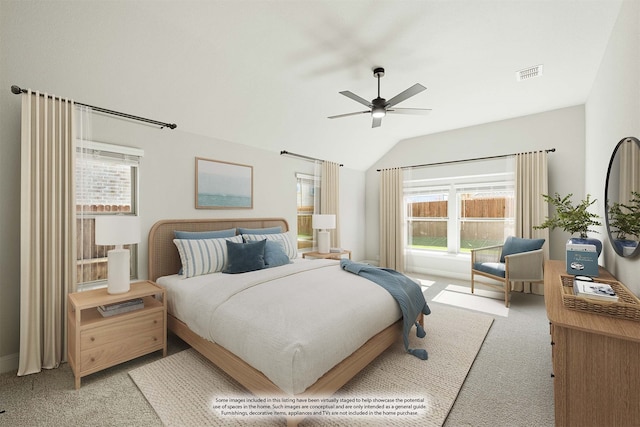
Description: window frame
xmin=75 ymin=140 xmax=143 ymax=290
xmin=405 ymin=172 xmax=515 ymax=255
xmin=295 ymin=172 xmax=320 ymax=253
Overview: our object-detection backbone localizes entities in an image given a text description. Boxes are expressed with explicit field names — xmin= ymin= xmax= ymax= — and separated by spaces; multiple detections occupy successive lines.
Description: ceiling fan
xmin=328 ymin=67 xmax=431 ymax=128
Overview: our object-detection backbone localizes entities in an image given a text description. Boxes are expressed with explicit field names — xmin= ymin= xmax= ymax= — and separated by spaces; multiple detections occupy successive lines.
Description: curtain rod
xmin=376 ymin=148 xmax=555 ymax=172
xmin=10 ymin=85 xmax=177 ymax=130
xmin=280 ymin=150 xmax=343 ymax=167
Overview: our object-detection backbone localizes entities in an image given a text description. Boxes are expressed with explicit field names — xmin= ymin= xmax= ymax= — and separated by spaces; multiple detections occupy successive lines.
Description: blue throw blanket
xmin=340 ymin=259 xmax=431 ymax=360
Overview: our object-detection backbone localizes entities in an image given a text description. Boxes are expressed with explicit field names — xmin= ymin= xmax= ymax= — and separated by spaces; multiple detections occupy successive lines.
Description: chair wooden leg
xmin=504 ymin=281 xmax=510 ymax=307
xmin=471 ymin=272 xmax=475 ymax=294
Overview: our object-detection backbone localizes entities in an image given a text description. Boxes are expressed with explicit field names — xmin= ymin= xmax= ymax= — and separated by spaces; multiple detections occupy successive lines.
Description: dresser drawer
xmin=81 ymin=309 xmax=163 ymax=350
xmin=79 ymin=322 xmax=164 ymax=373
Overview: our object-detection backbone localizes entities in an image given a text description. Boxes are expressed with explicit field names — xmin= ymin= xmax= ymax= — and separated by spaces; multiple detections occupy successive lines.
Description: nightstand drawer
xmin=79 ymin=323 xmax=164 ymax=373
xmin=80 ymin=309 xmax=163 ymax=350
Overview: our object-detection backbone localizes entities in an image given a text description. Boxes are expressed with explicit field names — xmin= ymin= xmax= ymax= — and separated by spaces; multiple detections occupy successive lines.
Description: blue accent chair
xmin=471 ymin=236 xmax=545 ymax=307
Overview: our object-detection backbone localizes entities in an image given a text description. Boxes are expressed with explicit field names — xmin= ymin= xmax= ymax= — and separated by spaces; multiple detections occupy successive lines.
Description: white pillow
xmin=173 ymin=235 xmax=242 ymax=278
xmin=242 ymin=232 xmax=297 ymax=260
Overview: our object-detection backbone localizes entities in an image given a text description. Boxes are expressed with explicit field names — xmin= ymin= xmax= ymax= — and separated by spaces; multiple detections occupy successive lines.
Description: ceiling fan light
xmin=372 ymin=107 xmax=386 ymax=118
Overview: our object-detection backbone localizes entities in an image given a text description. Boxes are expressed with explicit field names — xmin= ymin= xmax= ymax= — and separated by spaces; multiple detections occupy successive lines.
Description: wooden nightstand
xmin=302 ymin=250 xmax=352 ymax=260
xmin=67 ymin=280 xmax=167 ymax=389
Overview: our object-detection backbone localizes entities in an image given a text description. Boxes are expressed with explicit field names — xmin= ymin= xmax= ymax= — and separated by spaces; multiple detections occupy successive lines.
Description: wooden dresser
xmin=544 ymin=260 xmax=640 ymax=426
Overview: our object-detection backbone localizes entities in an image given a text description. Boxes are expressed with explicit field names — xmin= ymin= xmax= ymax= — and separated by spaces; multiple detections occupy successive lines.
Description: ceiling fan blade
xmin=386 ymin=83 xmax=426 ymax=107
xmin=372 ymin=116 xmax=382 ymax=128
xmin=339 ymin=91 xmax=372 ymax=108
xmin=328 ymin=110 xmax=370 ymax=119
xmin=387 ymin=108 xmax=432 ymax=115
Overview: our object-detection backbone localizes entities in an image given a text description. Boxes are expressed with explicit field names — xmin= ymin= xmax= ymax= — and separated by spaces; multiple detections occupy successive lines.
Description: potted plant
xmin=534 ymin=193 xmax=602 ymax=255
xmin=607 ymin=191 xmax=640 ymax=255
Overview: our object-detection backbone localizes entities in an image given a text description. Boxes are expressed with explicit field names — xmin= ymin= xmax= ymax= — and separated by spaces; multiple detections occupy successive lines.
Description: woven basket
xmin=560 ymin=275 xmax=640 ymax=321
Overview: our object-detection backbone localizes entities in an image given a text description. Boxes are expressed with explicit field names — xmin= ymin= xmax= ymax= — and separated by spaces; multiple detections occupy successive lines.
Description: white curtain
xmin=19 ymin=91 xmax=77 ymax=375
xmin=321 ymin=161 xmax=341 ymax=248
xmin=379 ymin=168 xmax=405 ymax=271
xmin=514 ymin=151 xmax=549 ymax=295
xmin=75 ymin=105 xmax=94 ymax=286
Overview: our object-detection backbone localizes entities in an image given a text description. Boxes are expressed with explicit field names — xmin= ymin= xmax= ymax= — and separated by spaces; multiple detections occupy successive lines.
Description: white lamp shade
xmin=95 ymin=216 xmax=141 ymax=246
xmin=312 ymin=214 xmax=336 ymax=230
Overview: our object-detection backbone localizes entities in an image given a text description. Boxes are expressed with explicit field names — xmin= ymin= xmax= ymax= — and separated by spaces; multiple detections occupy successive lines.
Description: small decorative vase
xmin=568 ymin=236 xmax=602 ymax=257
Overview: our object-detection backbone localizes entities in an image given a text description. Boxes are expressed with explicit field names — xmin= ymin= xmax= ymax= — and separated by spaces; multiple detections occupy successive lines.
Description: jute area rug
xmin=129 ymin=303 xmax=493 ymax=426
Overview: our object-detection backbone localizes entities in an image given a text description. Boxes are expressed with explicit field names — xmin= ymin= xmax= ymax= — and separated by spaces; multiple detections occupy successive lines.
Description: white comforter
xmin=157 ymin=259 xmax=401 ymax=394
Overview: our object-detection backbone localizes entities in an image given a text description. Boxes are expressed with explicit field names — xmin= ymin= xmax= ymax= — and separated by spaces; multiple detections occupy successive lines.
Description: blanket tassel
xmin=407 ymin=321 xmax=428 ymax=359
xmin=409 ymin=348 xmax=428 ymax=360
xmin=415 ymin=321 xmax=426 ymax=339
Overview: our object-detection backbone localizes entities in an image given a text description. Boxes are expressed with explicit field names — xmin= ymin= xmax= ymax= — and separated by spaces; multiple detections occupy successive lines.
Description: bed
xmin=148 ymin=217 xmax=424 ymax=426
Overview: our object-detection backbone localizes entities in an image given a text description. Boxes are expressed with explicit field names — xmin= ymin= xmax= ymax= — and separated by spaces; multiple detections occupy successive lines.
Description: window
xmin=406 ymin=188 xmax=449 ymax=251
xmin=76 ymin=141 xmax=143 ymax=289
xmin=457 ymin=185 xmax=515 ymax=252
xmin=296 ymin=172 xmax=318 ymax=251
xmin=405 ymin=172 xmax=514 ymax=254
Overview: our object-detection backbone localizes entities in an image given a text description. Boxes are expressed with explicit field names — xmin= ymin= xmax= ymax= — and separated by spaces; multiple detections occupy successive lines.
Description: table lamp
xmin=95 ymin=216 xmax=141 ymax=294
xmin=312 ymin=214 xmax=336 ymax=254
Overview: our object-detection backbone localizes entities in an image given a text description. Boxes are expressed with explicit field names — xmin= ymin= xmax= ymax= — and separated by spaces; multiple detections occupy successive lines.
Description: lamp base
xmin=107 ymin=248 xmax=130 ymax=294
xmin=317 ymin=231 xmax=330 ymax=254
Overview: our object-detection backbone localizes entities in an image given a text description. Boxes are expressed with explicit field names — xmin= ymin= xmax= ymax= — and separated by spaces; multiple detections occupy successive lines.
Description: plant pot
xmin=568 ymin=237 xmax=602 ymax=257
xmin=614 ymin=239 xmax=638 ymax=256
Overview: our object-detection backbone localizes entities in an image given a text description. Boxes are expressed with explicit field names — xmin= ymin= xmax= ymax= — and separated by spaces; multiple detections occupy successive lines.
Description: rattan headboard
xmin=147 ymin=218 xmax=289 ymax=281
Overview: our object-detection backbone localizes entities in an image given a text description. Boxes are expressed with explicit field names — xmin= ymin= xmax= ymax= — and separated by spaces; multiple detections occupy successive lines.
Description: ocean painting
xmin=195 ymin=158 xmax=253 ymax=209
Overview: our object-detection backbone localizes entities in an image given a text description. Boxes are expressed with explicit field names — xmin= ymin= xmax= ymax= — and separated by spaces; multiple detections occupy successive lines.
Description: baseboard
xmin=0 ymin=352 xmax=19 ymax=374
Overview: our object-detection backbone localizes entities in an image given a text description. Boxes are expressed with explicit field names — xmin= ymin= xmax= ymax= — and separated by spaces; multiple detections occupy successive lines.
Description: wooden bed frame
xmin=148 ymin=218 xmax=418 ymax=426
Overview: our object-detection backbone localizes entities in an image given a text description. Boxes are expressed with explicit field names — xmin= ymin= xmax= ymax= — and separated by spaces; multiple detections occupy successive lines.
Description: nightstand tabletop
xmin=302 ymin=250 xmax=352 ymax=260
xmin=68 ymin=280 xmax=163 ymax=309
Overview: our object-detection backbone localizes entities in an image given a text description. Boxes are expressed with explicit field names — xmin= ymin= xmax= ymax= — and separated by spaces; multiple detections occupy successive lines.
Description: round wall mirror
xmin=604 ymin=136 xmax=640 ymax=257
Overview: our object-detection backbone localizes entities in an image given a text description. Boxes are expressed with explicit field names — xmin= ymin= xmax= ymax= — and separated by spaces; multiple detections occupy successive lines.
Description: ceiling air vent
xmin=516 ymin=64 xmax=544 ymax=82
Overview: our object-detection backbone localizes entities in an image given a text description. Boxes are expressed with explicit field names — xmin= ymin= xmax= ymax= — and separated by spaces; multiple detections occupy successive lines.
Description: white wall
xmin=365 ymin=105 xmax=587 ymax=276
xmin=585 ymin=0 xmax=640 ymax=294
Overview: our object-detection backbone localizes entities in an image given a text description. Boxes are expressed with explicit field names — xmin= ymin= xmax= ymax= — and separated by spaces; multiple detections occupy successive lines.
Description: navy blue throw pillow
xmin=223 ymin=239 xmax=266 ymax=274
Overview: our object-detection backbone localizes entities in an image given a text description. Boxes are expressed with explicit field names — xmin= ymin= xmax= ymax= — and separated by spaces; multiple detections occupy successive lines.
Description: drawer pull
xmin=90 ymin=337 xmax=95 ymax=342
xmin=154 ymin=320 xmax=158 ymax=324
xmin=550 ymin=373 xmax=555 ymax=378
xmin=90 ymin=357 xmax=95 ymax=362
xmin=551 ymin=341 xmax=555 ymax=346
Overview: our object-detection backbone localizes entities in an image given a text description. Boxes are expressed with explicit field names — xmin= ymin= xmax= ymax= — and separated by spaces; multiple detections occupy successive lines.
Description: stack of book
xmin=97 ymin=298 xmax=144 ymax=317
xmin=573 ymin=279 xmax=619 ymax=302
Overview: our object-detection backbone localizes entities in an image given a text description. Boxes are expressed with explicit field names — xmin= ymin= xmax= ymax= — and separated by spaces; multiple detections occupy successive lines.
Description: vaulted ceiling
xmin=24 ymin=0 xmax=623 ymax=170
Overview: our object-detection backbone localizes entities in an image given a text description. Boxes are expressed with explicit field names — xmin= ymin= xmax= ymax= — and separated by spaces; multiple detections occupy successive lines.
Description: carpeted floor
xmin=432 ymin=284 xmax=510 ymax=317
xmin=128 ymin=304 xmax=493 ymax=427
xmin=0 ymin=275 xmax=554 ymax=426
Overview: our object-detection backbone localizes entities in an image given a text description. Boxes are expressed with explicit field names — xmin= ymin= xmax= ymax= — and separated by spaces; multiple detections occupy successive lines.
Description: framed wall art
xmin=195 ymin=157 xmax=253 ymax=209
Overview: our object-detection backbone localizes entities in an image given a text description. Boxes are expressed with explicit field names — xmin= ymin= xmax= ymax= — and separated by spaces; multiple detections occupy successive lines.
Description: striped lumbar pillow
xmin=173 ymin=235 xmax=242 ymax=278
